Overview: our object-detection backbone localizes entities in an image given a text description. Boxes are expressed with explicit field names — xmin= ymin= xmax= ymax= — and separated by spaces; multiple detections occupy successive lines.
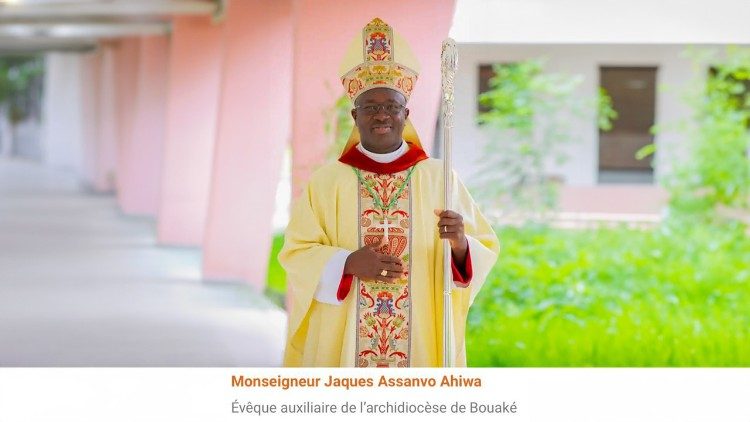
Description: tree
xmin=324 ymin=92 xmax=354 ymax=161
xmin=0 ymin=55 xmax=44 ymax=156
xmin=647 ymin=47 xmax=750 ymax=227
xmin=474 ymin=60 xmax=616 ymax=222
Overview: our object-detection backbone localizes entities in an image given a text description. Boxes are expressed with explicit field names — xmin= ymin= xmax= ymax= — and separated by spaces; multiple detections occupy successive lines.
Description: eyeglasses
xmin=355 ymin=103 xmax=406 ymax=116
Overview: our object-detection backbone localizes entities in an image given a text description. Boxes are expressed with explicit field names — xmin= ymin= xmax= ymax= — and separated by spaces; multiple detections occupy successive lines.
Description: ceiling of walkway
xmin=0 ymin=0 xmax=219 ymax=53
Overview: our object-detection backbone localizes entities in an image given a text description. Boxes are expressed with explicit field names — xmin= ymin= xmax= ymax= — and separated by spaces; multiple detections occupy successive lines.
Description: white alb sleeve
xmin=313 ymin=249 xmax=352 ymax=305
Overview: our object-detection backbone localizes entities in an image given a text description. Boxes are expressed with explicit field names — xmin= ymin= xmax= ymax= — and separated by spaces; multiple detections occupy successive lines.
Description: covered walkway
xmin=0 ymin=158 xmax=285 ymax=366
xmin=0 ymin=0 xmax=456 ymax=368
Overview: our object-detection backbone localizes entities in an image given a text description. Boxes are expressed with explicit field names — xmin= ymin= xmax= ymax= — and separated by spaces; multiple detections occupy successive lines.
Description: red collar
xmin=338 ymin=142 xmax=428 ymax=173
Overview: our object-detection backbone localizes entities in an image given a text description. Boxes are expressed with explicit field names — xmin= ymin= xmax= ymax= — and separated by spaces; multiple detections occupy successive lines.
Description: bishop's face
xmin=352 ymin=88 xmax=410 ymax=154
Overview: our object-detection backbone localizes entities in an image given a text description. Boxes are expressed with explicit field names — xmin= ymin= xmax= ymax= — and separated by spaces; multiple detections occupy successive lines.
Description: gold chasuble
xmin=280 ymin=144 xmax=500 ymax=367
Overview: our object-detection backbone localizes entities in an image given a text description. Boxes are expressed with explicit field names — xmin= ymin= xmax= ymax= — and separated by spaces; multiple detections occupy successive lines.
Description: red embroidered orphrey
xmin=355 ymin=170 xmax=412 ymax=367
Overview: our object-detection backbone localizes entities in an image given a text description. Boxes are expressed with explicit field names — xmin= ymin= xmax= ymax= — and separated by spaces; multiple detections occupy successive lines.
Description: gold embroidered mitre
xmin=339 ymin=17 xmax=420 ymax=103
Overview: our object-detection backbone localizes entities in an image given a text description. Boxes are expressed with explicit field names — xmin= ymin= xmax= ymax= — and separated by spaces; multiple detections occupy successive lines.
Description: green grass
xmin=266 ymin=224 xmax=750 ymax=366
xmin=467 ymin=224 xmax=750 ymax=367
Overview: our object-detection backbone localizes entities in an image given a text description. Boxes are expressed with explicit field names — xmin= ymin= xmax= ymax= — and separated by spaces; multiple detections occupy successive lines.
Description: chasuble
xmin=280 ymin=144 xmax=499 ymax=367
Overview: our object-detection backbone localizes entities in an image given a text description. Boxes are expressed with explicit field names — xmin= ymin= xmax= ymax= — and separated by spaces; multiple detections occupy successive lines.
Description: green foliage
xmin=467 ymin=225 xmax=750 ymax=366
xmin=474 ymin=60 xmax=616 ymax=219
xmin=635 ymin=143 xmax=656 ymax=161
xmin=324 ymin=93 xmax=354 ymax=161
xmin=0 ymin=55 xmax=44 ymax=123
xmin=656 ymin=47 xmax=750 ymax=225
xmin=265 ymin=233 xmax=287 ymax=307
xmin=597 ymin=87 xmax=618 ymax=131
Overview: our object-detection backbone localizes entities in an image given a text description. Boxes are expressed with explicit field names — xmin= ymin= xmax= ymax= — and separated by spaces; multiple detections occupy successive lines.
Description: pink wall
xmin=114 ymin=38 xmax=141 ymax=212
xmin=157 ymin=16 xmax=225 ymax=246
xmin=93 ymin=42 xmax=120 ymax=192
xmin=79 ymin=50 xmax=101 ymax=189
xmin=202 ymin=0 xmax=292 ymax=286
xmin=560 ymin=186 xmax=668 ymax=214
xmin=290 ymin=0 xmax=456 ymax=198
xmin=117 ymin=36 xmax=170 ymax=216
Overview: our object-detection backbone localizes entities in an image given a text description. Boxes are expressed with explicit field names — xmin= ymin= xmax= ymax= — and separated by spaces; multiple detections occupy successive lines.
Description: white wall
xmin=42 ymin=53 xmax=86 ymax=175
xmin=452 ymin=44 xmax=703 ymax=186
xmin=451 ymin=0 xmax=750 ymax=45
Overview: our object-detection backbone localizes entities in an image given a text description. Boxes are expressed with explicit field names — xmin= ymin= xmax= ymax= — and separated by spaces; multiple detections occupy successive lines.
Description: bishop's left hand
xmin=434 ymin=209 xmax=468 ymax=262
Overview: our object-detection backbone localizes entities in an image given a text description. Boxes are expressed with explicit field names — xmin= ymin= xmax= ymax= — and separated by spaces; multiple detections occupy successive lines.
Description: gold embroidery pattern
xmin=355 ymin=171 xmax=412 ymax=367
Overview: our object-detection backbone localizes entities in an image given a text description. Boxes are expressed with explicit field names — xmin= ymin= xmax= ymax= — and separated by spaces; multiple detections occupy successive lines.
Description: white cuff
xmin=314 ymin=249 xmax=352 ymax=305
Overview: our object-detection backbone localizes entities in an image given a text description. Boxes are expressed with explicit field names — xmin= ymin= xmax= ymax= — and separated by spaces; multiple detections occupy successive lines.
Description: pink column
xmin=93 ymin=42 xmax=120 ymax=192
xmin=202 ymin=1 xmax=292 ymax=285
xmin=157 ymin=16 xmax=225 ymax=246
xmin=117 ymin=36 xmax=170 ymax=216
xmin=114 ymin=38 xmax=141 ymax=212
xmin=290 ymin=0 xmax=456 ymax=198
xmin=80 ymin=50 xmax=102 ymax=189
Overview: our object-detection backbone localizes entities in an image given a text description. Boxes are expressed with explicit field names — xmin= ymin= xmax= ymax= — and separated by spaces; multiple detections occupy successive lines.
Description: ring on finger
xmin=380 ymin=269 xmax=388 ymax=277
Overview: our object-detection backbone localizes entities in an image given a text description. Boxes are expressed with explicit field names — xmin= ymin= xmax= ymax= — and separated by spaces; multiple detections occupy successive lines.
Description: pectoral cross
xmin=374 ymin=210 xmax=394 ymax=244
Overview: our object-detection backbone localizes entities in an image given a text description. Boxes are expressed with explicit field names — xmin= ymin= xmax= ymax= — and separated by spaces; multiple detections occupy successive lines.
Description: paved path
xmin=0 ymin=158 xmax=286 ymax=366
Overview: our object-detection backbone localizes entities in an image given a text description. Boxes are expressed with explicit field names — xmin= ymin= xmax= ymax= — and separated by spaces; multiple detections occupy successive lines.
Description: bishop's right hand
xmin=343 ymin=236 xmax=405 ymax=282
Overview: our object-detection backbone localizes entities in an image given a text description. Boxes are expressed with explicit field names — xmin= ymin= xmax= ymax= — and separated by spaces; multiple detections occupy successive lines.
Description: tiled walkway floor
xmin=0 ymin=158 xmax=286 ymax=366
